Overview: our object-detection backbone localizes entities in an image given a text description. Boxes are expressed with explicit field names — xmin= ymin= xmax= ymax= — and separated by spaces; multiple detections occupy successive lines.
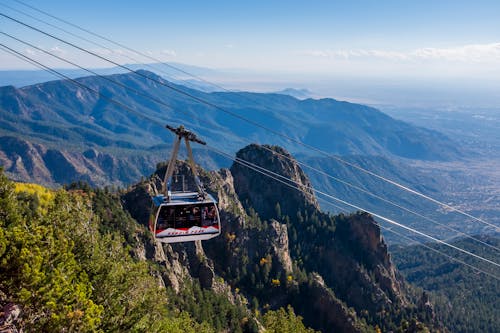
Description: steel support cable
xmin=7 ymin=0 xmax=240 ymax=95
xmin=318 ymin=198 xmax=500 ymax=281
xmin=2 ymin=30 xmax=498 ymax=256
xmin=3 ymin=43 xmax=498 ymax=278
xmin=5 ymin=30 xmax=498 ymax=255
xmin=1 ymin=11 xmax=497 ymax=232
xmin=0 ymin=1 xmax=202 ymax=85
xmin=249 ymin=144 xmax=500 ymax=252
xmin=0 ymin=31 xmax=179 ymax=115
xmin=205 ymin=145 xmax=500 ymax=269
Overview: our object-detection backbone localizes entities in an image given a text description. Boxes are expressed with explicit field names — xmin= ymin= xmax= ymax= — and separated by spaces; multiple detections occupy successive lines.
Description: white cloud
xmin=300 ymin=42 xmax=500 ymax=63
xmin=411 ymin=43 xmax=500 ymax=62
xmin=369 ymin=50 xmax=409 ymax=61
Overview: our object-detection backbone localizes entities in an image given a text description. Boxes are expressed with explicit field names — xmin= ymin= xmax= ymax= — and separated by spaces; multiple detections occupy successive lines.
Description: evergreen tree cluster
xmin=0 ymin=170 xmax=214 ymax=332
xmin=392 ymin=237 xmax=500 ymax=333
xmin=0 ymin=170 xmax=314 ymax=332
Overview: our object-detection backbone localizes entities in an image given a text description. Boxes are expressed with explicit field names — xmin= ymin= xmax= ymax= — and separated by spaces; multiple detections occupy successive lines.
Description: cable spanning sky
xmin=1 ymin=1 xmax=499 ymax=276
xmin=1 ymin=0 xmax=499 ymax=73
xmin=1 ymin=0 xmax=500 ymax=106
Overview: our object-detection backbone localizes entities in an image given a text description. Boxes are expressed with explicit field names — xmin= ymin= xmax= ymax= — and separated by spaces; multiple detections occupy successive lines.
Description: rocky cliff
xmin=122 ymin=144 xmax=436 ymax=332
xmin=230 ymin=144 xmax=319 ymax=220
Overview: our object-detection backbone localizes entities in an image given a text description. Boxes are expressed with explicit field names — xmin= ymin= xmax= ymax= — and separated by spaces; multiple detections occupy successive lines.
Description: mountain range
xmin=4 ymin=69 xmax=499 ymax=238
xmin=0 ymin=69 xmax=461 ymax=160
xmin=2 ymin=69 xmax=495 ymax=238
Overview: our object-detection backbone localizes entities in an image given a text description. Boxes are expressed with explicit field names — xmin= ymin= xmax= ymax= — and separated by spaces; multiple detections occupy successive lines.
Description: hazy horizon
xmin=1 ymin=1 xmax=500 ymax=107
xmin=1 ymin=62 xmax=500 ymax=109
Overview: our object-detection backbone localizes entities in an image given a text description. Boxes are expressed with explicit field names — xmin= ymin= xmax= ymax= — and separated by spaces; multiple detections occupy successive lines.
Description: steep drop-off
xmin=123 ymin=144 xmax=438 ymax=332
xmin=0 ymin=142 xmax=439 ymax=332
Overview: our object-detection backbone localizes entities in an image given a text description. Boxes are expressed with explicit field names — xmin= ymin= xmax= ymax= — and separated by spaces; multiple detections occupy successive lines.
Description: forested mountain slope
xmin=124 ymin=144 xmax=439 ymax=332
xmin=0 ymin=144 xmax=441 ymax=332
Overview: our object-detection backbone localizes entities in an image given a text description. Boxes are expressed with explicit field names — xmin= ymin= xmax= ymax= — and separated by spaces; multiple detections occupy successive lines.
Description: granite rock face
xmin=230 ymin=144 xmax=319 ymax=221
xmin=120 ymin=144 xmax=434 ymax=332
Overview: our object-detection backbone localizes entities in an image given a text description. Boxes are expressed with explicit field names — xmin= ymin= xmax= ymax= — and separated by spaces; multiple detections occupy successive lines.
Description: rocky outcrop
xmin=329 ymin=212 xmax=408 ymax=312
xmin=269 ymin=220 xmax=293 ymax=274
xmin=231 ymin=144 xmax=319 ymax=221
xmin=213 ymin=168 xmax=245 ymax=214
xmin=0 ymin=137 xmax=51 ymax=185
xmin=337 ymin=212 xmax=392 ymax=269
xmin=202 ymin=164 xmax=294 ymax=282
xmin=120 ymin=144 xmax=434 ymax=332
xmin=294 ymin=274 xmax=365 ymax=333
xmin=160 ymin=243 xmax=194 ymax=293
xmin=417 ymin=291 xmax=435 ymax=323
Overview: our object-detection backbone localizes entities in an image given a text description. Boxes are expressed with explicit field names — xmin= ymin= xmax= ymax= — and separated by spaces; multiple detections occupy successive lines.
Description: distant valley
xmin=381 ymin=106 xmax=500 ymax=156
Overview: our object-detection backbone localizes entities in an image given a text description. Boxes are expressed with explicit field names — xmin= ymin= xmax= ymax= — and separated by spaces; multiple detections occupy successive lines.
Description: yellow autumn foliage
xmin=15 ymin=182 xmax=55 ymax=214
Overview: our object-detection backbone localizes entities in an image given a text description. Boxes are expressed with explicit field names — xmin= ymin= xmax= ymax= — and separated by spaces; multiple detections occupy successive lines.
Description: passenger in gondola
xmin=189 ymin=206 xmax=201 ymax=227
xmin=157 ymin=215 xmax=167 ymax=231
xmin=201 ymin=206 xmax=211 ymax=227
xmin=177 ymin=206 xmax=189 ymax=228
xmin=207 ymin=205 xmax=217 ymax=226
xmin=158 ymin=207 xmax=175 ymax=230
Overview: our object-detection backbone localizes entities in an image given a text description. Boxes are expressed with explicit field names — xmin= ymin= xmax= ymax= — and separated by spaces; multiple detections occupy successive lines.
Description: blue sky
xmin=1 ymin=0 xmax=500 ymax=106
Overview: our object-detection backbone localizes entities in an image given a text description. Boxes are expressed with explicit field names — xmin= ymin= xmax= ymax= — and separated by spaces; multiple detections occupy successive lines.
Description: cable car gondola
xmin=150 ymin=125 xmax=221 ymax=243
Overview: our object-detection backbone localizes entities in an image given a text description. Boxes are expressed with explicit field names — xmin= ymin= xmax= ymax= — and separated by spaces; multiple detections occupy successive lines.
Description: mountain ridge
xmin=0 ymin=69 xmax=462 ymax=161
